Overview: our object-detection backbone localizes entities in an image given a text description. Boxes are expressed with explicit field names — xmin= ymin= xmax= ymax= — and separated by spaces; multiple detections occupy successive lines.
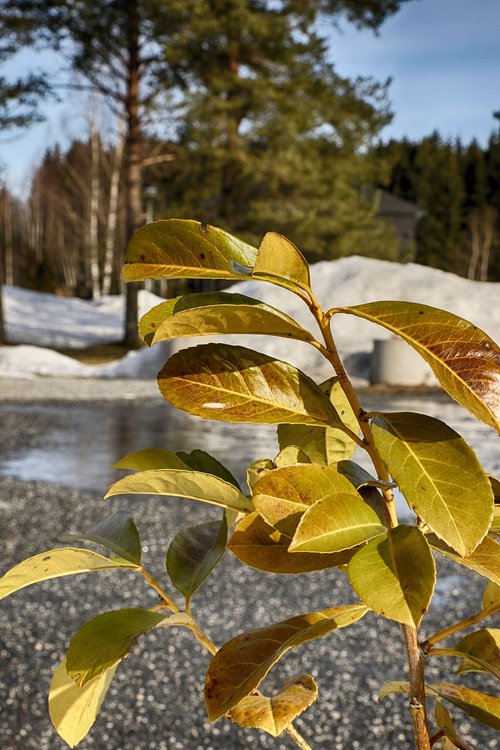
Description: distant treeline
xmin=1 ymin=128 xmax=499 ymax=298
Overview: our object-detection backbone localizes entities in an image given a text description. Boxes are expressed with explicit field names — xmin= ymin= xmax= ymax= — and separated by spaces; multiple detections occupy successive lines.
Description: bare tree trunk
xmin=89 ymin=111 xmax=101 ymax=298
xmin=102 ymin=123 xmax=125 ymax=296
xmin=479 ymin=207 xmax=495 ymax=282
xmin=123 ymin=0 xmax=142 ymax=348
xmin=4 ymin=193 xmax=14 ymax=286
xmin=467 ymin=212 xmax=481 ymax=280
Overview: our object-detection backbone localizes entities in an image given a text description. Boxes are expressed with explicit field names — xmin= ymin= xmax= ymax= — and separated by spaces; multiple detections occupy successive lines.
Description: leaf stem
xmin=423 ymin=602 xmax=500 ymax=650
xmin=286 ymin=724 xmax=315 ymax=750
xmin=139 ymin=567 xmax=180 ymax=613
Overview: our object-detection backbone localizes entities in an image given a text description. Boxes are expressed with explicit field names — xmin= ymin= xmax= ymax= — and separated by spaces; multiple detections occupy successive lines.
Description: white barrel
xmin=370 ymin=337 xmax=429 ymax=386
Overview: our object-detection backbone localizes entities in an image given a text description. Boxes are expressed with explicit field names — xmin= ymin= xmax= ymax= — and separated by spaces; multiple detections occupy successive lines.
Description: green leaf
xmin=66 ymin=609 xmax=190 ymax=686
xmin=167 ymin=518 xmax=227 ymax=602
xmin=122 ymin=219 xmax=258 ymax=282
xmin=483 ymin=581 xmax=500 ymax=609
xmin=113 ymin=448 xmax=189 ymax=472
xmin=139 ymin=292 xmax=315 ymax=347
xmin=228 ymin=674 xmax=318 ymax=737
xmin=176 ymin=449 xmax=240 ymax=489
xmin=49 ymin=659 xmax=118 ymax=748
xmin=205 ymin=603 xmax=367 ymax=721
xmin=336 ymin=460 xmax=397 ymax=490
xmin=434 ymin=701 xmax=460 ymax=742
xmin=454 ymin=629 xmax=500 ymax=677
xmin=347 ymin=526 xmax=436 ymax=627
xmin=158 ymin=343 xmax=342 ymax=427
xmin=430 ymin=683 xmax=500 ymax=730
xmin=252 ymin=463 xmax=363 ymax=537
xmin=105 ymin=469 xmax=253 ymax=513
xmin=60 ymin=511 xmax=142 ymax=565
xmin=430 ymin=535 xmax=500 ymax=585
xmin=252 ymin=232 xmax=311 ymax=294
xmin=337 ymin=301 xmax=500 ymax=433
xmin=0 ymin=548 xmax=138 ymax=600
xmin=377 ymin=680 xmax=411 ymax=701
xmin=277 ymin=379 xmax=358 ymax=464
xmin=290 ymin=494 xmax=386 ymax=554
xmin=371 ymin=412 xmax=493 ymax=556
xmin=228 ymin=512 xmax=356 ymax=574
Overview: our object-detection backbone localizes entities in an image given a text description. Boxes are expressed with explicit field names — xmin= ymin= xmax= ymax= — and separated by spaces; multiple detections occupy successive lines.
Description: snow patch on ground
xmin=1 ymin=256 xmax=499 ymax=380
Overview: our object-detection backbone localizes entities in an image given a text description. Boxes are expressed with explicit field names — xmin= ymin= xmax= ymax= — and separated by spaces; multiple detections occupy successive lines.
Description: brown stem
xmin=403 ymin=626 xmax=431 ymax=750
xmin=286 ymin=725 xmax=315 ymax=749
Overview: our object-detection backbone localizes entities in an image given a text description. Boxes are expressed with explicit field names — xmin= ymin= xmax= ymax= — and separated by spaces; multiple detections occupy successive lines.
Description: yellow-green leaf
xmin=49 ymin=659 xmax=118 ymax=748
xmin=336 ymin=460 xmax=396 ymax=490
xmin=167 ymin=519 xmax=227 ymax=602
xmin=66 ymin=609 xmax=190 ymax=686
xmin=435 ymin=701 xmax=460 ymax=741
xmin=113 ymin=448 xmax=189 ymax=471
xmin=252 ymin=232 xmax=311 ymax=294
xmin=454 ymin=629 xmax=500 ymax=677
xmin=205 ymin=604 xmax=367 ymax=721
xmin=229 ymin=674 xmax=318 ymax=737
xmin=371 ymin=412 xmax=493 ymax=556
xmin=139 ymin=292 xmax=315 ymax=347
xmin=483 ymin=581 xmax=500 ymax=609
xmin=105 ymin=469 xmax=253 ymax=513
xmin=430 ymin=535 xmax=500 ymax=585
xmin=122 ymin=219 xmax=258 ymax=282
xmin=60 ymin=511 xmax=142 ymax=565
xmin=273 ymin=446 xmax=312 ymax=467
xmin=246 ymin=458 xmax=274 ymax=491
xmin=252 ymin=463 xmax=362 ymax=537
xmin=277 ymin=379 xmax=358 ymax=464
xmin=430 ymin=683 xmax=500 ymax=730
xmin=338 ymin=301 xmax=500 ymax=433
xmin=158 ymin=343 xmax=341 ymax=427
xmin=176 ymin=449 xmax=240 ymax=489
xmin=290 ymin=494 xmax=386 ymax=554
xmin=228 ymin=512 xmax=356 ymax=574
xmin=347 ymin=526 xmax=436 ymax=627
xmin=377 ymin=680 xmax=410 ymax=701
xmin=0 ymin=548 xmax=138 ymax=601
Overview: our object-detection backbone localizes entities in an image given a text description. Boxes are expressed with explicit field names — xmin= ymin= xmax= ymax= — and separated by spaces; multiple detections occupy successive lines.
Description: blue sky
xmin=1 ymin=0 xmax=500 ymax=195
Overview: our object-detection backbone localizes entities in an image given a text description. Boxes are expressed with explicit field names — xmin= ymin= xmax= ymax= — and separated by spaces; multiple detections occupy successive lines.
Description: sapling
xmin=1 ymin=220 xmax=499 ymax=750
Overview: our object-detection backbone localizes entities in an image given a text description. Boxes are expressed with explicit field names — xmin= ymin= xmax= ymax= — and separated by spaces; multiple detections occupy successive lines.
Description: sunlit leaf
xmin=167 ymin=518 xmax=227 ymax=602
xmin=337 ymin=301 xmax=500 ymax=433
xmin=246 ymin=458 xmax=274 ymax=491
xmin=371 ymin=412 xmax=493 ymax=556
xmin=435 ymin=701 xmax=460 ymax=741
xmin=430 ymin=535 xmax=500 ymax=585
xmin=205 ymin=604 xmax=367 ymax=721
xmin=277 ymin=379 xmax=358 ymax=464
xmin=377 ymin=680 xmax=410 ymax=700
xmin=454 ymin=629 xmax=500 ymax=677
xmin=347 ymin=526 xmax=436 ymax=627
xmin=0 ymin=548 xmax=138 ymax=601
xmin=176 ymin=449 xmax=240 ymax=489
xmin=290 ymin=494 xmax=386 ymax=554
xmin=139 ymin=292 xmax=315 ymax=347
xmin=229 ymin=674 xmax=317 ymax=737
xmin=113 ymin=449 xmax=188 ymax=472
xmin=228 ymin=513 xmax=356 ymax=574
xmin=105 ymin=469 xmax=253 ymax=513
xmin=430 ymin=683 xmax=500 ymax=730
xmin=60 ymin=511 xmax=141 ymax=565
xmin=66 ymin=609 xmax=190 ymax=686
xmin=273 ymin=446 xmax=312 ymax=467
xmin=158 ymin=343 xmax=341 ymax=427
xmin=123 ymin=219 xmax=258 ymax=282
xmin=252 ymin=232 xmax=311 ymax=294
xmin=252 ymin=463 xmax=363 ymax=537
xmin=483 ymin=582 xmax=500 ymax=609
xmin=336 ymin=460 xmax=396 ymax=490
xmin=49 ymin=659 xmax=118 ymax=748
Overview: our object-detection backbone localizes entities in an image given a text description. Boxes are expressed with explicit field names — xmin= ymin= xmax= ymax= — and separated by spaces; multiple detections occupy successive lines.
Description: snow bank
xmin=1 ymin=257 xmax=499 ymax=381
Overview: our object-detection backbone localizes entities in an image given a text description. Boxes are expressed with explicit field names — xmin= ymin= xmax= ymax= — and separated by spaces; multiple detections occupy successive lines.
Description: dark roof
xmin=377 ymin=190 xmax=425 ymax=218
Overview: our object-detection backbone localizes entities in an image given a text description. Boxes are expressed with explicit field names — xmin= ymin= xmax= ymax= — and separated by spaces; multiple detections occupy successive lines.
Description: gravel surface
xmin=0 ymin=383 xmax=498 ymax=750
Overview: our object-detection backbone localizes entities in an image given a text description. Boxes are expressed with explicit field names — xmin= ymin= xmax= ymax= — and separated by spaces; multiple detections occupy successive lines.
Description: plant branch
xmin=427 ymin=648 xmax=500 ymax=680
xmin=403 ymin=626 xmax=432 ymax=750
xmin=139 ymin=567 xmax=180 ymax=613
xmin=423 ymin=602 xmax=500 ymax=650
xmin=286 ymin=725 xmax=315 ymax=749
